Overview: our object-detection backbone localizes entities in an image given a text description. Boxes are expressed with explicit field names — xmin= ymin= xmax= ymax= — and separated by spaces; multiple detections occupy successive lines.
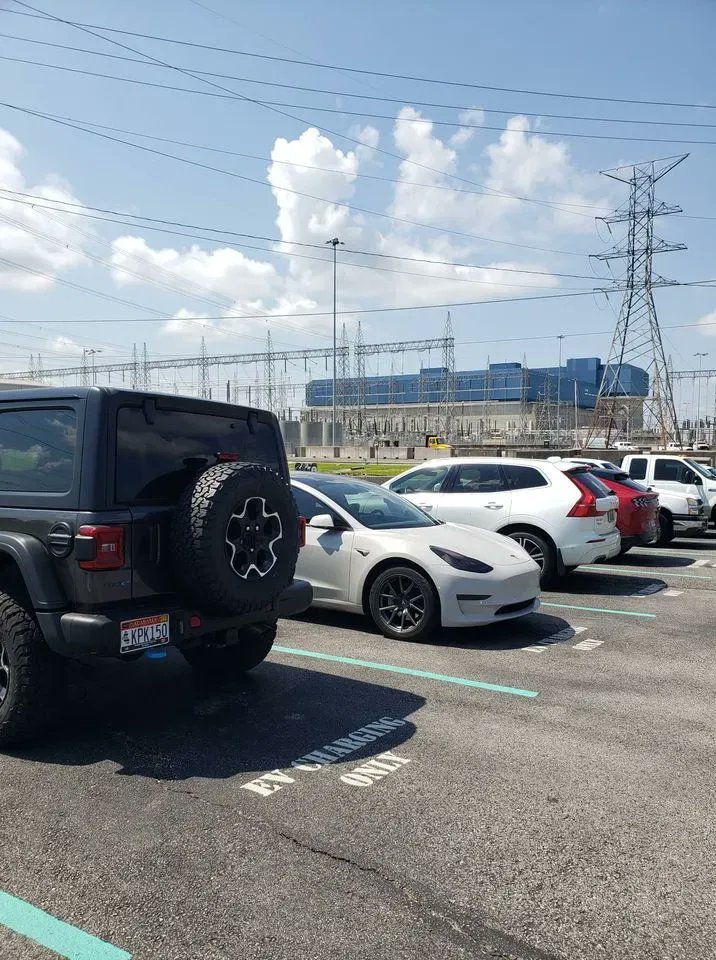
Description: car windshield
xmin=684 ymin=459 xmax=712 ymax=478
xmin=298 ymin=475 xmax=439 ymax=529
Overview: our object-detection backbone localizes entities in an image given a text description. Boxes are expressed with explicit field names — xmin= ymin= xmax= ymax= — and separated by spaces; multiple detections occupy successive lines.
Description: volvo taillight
xmin=566 ymin=474 xmax=598 ymax=518
xmin=77 ymin=525 xmax=125 ymax=571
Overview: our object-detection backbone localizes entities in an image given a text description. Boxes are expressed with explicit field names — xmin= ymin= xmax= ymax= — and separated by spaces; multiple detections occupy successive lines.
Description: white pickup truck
xmin=621 ymin=454 xmax=711 ymax=542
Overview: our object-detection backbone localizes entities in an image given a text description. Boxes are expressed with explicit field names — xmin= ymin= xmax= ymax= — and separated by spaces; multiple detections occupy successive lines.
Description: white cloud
xmin=450 ymin=108 xmax=486 ymax=147
xmin=697 ymin=309 xmax=716 ymax=336
xmin=0 ymin=128 xmax=88 ymax=290
xmin=100 ymin=111 xmax=613 ymax=349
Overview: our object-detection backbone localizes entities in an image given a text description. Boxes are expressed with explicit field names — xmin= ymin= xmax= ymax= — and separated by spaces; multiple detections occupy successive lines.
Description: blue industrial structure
xmin=305 ymin=357 xmax=649 ymax=408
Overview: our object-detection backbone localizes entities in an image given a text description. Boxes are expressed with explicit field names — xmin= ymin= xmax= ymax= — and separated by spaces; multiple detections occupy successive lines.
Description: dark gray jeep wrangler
xmin=0 ymin=387 xmax=311 ymax=745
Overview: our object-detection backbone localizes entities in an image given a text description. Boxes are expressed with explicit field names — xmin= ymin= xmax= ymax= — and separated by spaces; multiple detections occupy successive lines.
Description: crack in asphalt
xmin=164 ymin=783 xmax=556 ymax=960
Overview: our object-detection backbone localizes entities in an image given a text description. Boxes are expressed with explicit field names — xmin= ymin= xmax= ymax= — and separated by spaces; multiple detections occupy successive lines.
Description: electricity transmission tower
xmin=441 ymin=311 xmax=456 ymax=439
xmin=354 ymin=321 xmax=366 ymax=434
xmin=587 ymin=155 xmax=687 ymax=447
xmin=337 ymin=322 xmax=350 ymax=424
xmin=199 ymin=336 xmax=210 ymax=399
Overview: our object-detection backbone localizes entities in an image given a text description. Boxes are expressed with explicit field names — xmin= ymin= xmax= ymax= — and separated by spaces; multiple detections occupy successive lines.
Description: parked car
xmin=613 ymin=441 xmax=638 ymax=451
xmin=556 ymin=460 xmax=659 ymax=553
xmin=383 ymin=458 xmax=620 ymax=584
xmin=561 ymin=455 xmax=708 ymax=544
xmin=291 ymin=473 xmax=541 ymax=641
xmin=622 ymin=454 xmax=713 ymax=533
xmin=0 ymin=387 xmax=312 ymax=746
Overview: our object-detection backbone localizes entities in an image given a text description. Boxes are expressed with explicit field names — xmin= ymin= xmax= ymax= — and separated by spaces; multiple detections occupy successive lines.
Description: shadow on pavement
xmin=293 ymin=606 xmax=572 ymax=651
xmin=607 ymin=553 xmax=697 ymax=569
xmin=7 ymin=653 xmax=423 ymax=782
xmin=555 ymin=570 xmax=666 ymax=597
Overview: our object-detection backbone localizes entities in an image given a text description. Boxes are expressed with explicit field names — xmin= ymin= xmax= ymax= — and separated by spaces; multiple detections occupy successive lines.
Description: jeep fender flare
xmin=0 ymin=533 xmax=66 ymax=610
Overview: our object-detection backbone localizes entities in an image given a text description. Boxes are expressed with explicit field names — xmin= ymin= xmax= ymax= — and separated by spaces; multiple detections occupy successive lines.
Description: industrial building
xmin=306 ymin=357 xmax=648 ymax=409
xmin=303 ymin=357 xmax=649 ymax=445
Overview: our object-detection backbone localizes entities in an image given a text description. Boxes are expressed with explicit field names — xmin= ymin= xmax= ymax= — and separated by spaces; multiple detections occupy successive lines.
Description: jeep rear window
xmin=0 ymin=407 xmax=76 ymax=493
xmin=116 ymin=406 xmax=282 ymax=504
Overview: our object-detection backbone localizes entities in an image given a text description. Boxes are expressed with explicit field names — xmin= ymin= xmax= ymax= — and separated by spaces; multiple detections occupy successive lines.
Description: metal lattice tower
xmin=264 ymin=329 xmax=275 ymax=414
xmin=80 ymin=350 xmax=90 ymax=387
xmin=141 ymin=343 xmax=150 ymax=390
xmin=534 ymin=374 xmax=555 ymax=440
xmin=131 ymin=344 xmax=140 ymax=389
xmin=519 ymin=355 xmax=530 ymax=440
xmin=441 ymin=311 xmax=456 ymax=439
xmin=354 ymin=321 xmax=366 ymax=433
xmin=199 ymin=336 xmax=210 ymax=399
xmin=587 ymin=155 xmax=687 ymax=447
xmin=337 ymin=322 xmax=350 ymax=424
xmin=36 ymin=354 xmax=44 ymax=383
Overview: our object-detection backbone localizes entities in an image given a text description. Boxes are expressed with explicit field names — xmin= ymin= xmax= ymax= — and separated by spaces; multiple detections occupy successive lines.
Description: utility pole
xmin=695 ymin=352 xmax=708 ymax=443
xmin=587 ymin=155 xmax=687 ymax=447
xmin=326 ymin=236 xmax=344 ymax=447
xmin=556 ymin=334 xmax=564 ymax=446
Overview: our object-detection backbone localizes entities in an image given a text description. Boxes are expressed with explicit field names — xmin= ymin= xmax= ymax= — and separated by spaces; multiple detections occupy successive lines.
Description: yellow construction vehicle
xmin=425 ymin=435 xmax=451 ymax=450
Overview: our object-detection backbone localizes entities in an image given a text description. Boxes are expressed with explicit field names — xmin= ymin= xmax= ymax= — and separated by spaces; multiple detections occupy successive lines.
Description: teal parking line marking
xmin=0 ymin=891 xmax=131 ymax=960
xmin=583 ymin=565 xmax=711 ymax=581
xmin=541 ymin=601 xmax=656 ymax=619
xmin=272 ymin=645 xmax=538 ymax=698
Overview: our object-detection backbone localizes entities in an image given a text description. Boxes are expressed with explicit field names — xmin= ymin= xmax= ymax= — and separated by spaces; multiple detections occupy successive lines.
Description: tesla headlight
xmin=430 ymin=546 xmax=493 ymax=573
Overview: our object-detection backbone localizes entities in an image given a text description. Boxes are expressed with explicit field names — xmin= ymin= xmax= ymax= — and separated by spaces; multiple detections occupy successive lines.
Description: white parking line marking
xmin=572 ymin=638 xmax=604 ymax=651
xmin=692 ymin=559 xmax=711 ymax=566
xmin=523 ymin=626 xmax=586 ymax=652
xmin=663 ymin=589 xmax=684 ymax=597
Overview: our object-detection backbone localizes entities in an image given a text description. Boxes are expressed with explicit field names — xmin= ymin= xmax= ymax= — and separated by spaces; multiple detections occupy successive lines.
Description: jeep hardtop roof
xmin=0 ymin=386 xmax=273 ymax=420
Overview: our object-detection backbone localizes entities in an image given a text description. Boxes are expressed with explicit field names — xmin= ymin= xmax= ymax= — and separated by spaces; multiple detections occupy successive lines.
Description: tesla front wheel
xmin=368 ymin=566 xmax=439 ymax=642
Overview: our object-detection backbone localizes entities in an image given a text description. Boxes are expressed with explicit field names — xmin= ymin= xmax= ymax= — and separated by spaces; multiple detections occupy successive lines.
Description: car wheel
xmin=507 ymin=530 xmax=557 ymax=586
xmin=182 ymin=622 xmax=277 ymax=675
xmin=171 ymin=462 xmax=299 ymax=616
xmin=368 ymin=567 xmax=439 ymax=642
xmin=0 ymin=593 xmax=66 ymax=747
xmin=655 ymin=511 xmax=674 ymax=546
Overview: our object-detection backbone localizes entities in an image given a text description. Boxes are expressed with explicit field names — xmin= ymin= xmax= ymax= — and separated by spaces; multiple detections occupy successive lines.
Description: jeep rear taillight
xmin=78 ymin=525 xmax=125 ymax=571
xmin=566 ymin=473 xmax=599 ymax=518
xmin=298 ymin=516 xmax=307 ymax=549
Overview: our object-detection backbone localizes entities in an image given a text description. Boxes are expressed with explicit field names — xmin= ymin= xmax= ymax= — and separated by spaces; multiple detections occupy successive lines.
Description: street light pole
xmin=556 ymin=334 xmax=564 ymax=446
xmin=326 ymin=237 xmax=344 ymax=448
xmin=694 ymin=352 xmax=708 ymax=444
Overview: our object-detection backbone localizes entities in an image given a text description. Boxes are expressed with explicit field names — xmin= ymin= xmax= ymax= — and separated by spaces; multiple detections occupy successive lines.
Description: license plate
xmin=120 ymin=613 xmax=170 ymax=653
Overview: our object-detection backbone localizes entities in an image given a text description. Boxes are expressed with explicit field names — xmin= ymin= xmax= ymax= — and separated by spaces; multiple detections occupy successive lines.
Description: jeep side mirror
xmin=308 ymin=513 xmax=336 ymax=530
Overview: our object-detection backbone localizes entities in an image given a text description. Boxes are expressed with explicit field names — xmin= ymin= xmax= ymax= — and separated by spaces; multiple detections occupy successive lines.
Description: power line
xmin=0 ymin=189 xmax=610 ymax=283
xmin=0 ymin=99 xmax=594 ymax=258
xmin=4 ymin=54 xmax=716 ymax=147
xmin=1 ymin=285 xmax=712 ymax=326
xmin=0 ymin=2 xmax=629 ymax=218
xmin=3 ymin=7 xmax=714 ymax=111
xmin=5 ymin=33 xmax=716 ymax=129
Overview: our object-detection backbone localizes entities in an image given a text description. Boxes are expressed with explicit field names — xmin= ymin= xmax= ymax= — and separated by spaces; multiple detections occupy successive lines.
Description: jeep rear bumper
xmin=37 ymin=578 xmax=312 ymax=659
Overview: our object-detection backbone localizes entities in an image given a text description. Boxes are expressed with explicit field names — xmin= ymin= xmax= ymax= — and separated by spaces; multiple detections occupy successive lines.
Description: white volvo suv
xmin=384 ymin=457 xmax=620 ymax=584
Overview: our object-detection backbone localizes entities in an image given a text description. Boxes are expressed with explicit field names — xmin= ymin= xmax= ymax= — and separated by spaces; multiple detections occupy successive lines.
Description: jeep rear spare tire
xmin=171 ymin=462 xmax=299 ymax=615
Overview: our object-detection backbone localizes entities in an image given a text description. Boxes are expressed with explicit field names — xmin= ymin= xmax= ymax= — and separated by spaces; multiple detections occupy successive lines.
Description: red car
xmin=582 ymin=466 xmax=659 ymax=554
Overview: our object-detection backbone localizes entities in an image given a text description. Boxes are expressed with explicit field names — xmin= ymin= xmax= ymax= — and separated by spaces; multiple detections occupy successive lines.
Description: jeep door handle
xmin=485 ymin=502 xmax=504 ymax=509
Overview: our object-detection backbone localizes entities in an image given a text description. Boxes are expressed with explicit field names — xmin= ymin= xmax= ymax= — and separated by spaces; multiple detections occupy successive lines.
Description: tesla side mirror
xmin=308 ymin=513 xmax=336 ymax=530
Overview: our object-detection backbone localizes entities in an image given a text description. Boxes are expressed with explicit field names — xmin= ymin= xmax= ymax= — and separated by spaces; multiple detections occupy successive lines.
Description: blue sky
xmin=0 ymin=0 xmax=713 ymax=412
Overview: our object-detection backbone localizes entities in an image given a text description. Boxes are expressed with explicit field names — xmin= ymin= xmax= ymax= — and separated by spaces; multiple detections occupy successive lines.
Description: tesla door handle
xmin=415 ymin=501 xmax=433 ymax=509
xmin=484 ymin=502 xmax=504 ymax=509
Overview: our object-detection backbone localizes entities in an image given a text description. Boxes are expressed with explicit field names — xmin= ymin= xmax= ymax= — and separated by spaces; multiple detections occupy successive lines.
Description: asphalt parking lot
xmin=1 ymin=535 xmax=714 ymax=960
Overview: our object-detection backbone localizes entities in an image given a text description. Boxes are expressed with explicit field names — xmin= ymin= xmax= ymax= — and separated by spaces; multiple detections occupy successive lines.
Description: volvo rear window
xmin=116 ymin=406 xmax=282 ymax=503
xmin=0 ymin=407 xmax=77 ymax=493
